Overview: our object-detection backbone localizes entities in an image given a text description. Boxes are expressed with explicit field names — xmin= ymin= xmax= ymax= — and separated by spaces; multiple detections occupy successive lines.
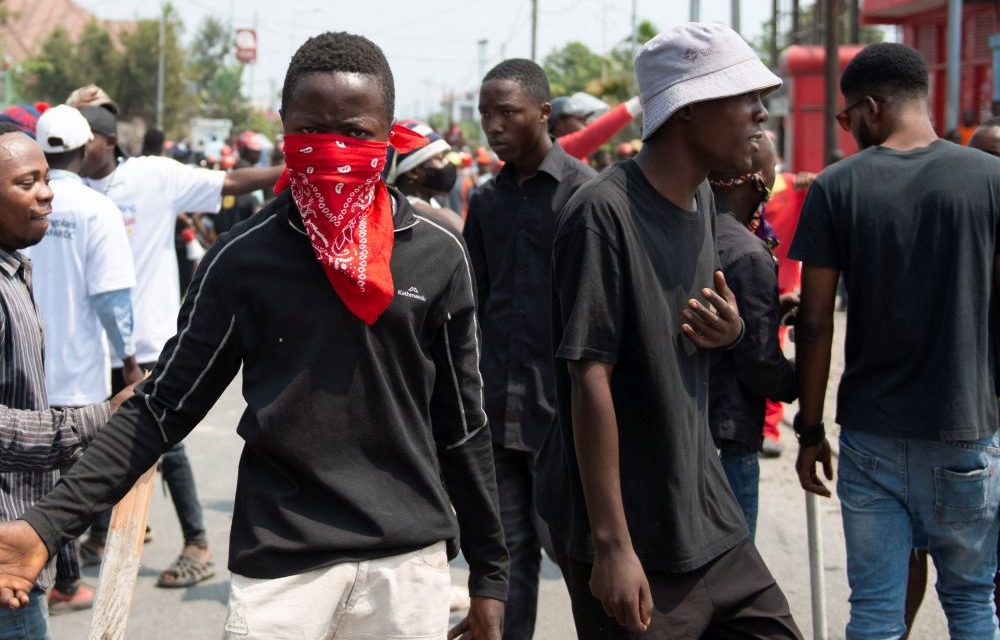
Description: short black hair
xmin=44 ymin=147 xmax=85 ymax=170
xmin=142 ymin=128 xmax=165 ymax=156
xmin=841 ymin=43 xmax=928 ymax=101
xmin=483 ymin=58 xmax=551 ymax=102
xmin=0 ymin=122 xmax=24 ymax=137
xmin=281 ymin=32 xmax=395 ymax=123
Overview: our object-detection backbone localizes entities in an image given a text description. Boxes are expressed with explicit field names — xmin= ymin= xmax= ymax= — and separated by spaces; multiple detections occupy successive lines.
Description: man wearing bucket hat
xmin=536 ymin=23 xmax=802 ymax=639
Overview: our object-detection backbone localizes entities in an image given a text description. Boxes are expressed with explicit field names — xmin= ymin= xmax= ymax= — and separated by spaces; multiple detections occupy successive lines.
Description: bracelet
xmin=793 ymin=414 xmax=825 ymax=447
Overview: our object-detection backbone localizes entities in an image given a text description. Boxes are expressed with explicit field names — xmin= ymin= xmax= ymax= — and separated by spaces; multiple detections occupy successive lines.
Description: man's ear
xmin=674 ymin=105 xmax=693 ymax=122
xmin=540 ymin=101 xmax=552 ymax=123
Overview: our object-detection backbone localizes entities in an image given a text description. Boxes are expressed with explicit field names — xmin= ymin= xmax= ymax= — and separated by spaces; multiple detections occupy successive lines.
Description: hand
xmin=448 ymin=596 xmax=504 ymax=639
xmin=121 ymin=357 xmax=144 ymax=387
xmin=109 ymin=371 xmax=150 ymax=414
xmin=589 ymin=545 xmax=653 ymax=634
xmin=779 ymin=292 xmax=801 ymax=319
xmin=682 ymin=271 xmax=742 ymax=349
xmin=796 ymin=438 xmax=834 ymax=497
xmin=793 ymin=171 xmax=818 ymax=190
xmin=0 ymin=520 xmax=48 ymax=609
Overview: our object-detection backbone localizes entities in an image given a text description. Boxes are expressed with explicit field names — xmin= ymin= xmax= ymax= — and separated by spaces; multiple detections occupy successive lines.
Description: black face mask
xmin=421 ymin=162 xmax=457 ymax=194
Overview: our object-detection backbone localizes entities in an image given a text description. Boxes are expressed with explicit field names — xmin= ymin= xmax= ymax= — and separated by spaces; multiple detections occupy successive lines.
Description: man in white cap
xmin=535 ymin=23 xmax=803 ymax=638
xmin=28 ymin=104 xmax=139 ymax=613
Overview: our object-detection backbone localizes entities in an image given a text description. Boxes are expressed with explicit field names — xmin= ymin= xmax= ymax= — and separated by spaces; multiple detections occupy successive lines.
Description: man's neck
xmin=511 ymin=134 xmax=553 ymax=186
xmin=634 ymin=141 xmax=707 ymax=212
xmin=879 ymin=110 xmax=939 ymax=151
xmin=90 ymin=157 xmax=118 ymax=181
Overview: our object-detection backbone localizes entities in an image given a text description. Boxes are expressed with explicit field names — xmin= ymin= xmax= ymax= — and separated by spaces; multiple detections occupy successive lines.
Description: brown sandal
xmin=156 ymin=553 xmax=215 ymax=588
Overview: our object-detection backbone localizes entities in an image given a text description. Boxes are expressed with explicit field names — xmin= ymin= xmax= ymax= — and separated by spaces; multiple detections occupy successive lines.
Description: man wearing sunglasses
xmin=791 ymin=43 xmax=1000 ymax=640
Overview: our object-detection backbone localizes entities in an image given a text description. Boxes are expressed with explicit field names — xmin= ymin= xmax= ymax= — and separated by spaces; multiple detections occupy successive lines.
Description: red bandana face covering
xmin=274 ymin=125 xmax=428 ymax=324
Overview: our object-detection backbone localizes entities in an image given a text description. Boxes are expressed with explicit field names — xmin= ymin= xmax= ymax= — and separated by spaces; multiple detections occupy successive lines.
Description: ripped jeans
xmin=838 ymin=429 xmax=1000 ymax=640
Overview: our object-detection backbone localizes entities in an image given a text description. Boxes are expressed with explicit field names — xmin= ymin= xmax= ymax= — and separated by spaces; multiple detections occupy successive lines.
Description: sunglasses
xmin=836 ymin=96 xmax=884 ymax=132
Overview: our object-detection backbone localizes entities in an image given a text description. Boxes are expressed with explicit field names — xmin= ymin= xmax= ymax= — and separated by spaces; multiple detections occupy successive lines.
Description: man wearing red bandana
xmin=0 ymin=33 xmax=507 ymax=640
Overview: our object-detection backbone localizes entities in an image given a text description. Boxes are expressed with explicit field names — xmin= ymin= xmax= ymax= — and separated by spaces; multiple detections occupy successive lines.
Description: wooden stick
xmin=87 ymin=464 xmax=158 ymax=640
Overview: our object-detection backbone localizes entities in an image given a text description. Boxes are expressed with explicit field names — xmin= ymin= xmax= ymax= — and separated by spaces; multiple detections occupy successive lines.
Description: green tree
xmin=113 ymin=3 xmax=188 ymax=132
xmin=751 ymin=2 xmax=883 ymax=62
xmin=543 ymin=42 xmax=606 ymax=97
xmin=188 ymin=16 xmax=251 ymax=130
xmin=15 ymin=27 xmax=78 ymax=103
xmin=75 ymin=20 xmax=121 ymax=90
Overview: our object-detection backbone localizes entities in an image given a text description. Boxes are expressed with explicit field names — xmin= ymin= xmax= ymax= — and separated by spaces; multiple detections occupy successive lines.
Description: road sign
xmin=235 ymin=28 xmax=257 ymax=64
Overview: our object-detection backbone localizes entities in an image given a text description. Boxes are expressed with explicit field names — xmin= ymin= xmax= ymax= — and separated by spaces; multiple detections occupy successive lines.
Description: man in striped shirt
xmin=0 ymin=124 xmax=133 ymax=638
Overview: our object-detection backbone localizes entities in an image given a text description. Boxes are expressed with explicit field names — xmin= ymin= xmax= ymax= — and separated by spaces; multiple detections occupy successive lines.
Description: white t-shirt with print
xmin=28 ymin=171 xmax=137 ymax=405
xmin=86 ymin=156 xmax=225 ymax=364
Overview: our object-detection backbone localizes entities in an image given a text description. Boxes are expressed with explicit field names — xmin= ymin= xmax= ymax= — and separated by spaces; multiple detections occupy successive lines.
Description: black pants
xmin=551 ymin=534 xmax=803 ymax=640
xmin=90 ymin=364 xmax=207 ymax=547
xmin=493 ymin=446 xmax=555 ymax=640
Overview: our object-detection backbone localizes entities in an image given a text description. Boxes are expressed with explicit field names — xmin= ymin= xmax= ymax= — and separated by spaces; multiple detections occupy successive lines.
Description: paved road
xmin=50 ymin=311 xmax=949 ymax=639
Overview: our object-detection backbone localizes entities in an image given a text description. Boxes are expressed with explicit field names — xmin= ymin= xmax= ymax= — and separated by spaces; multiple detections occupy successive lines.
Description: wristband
xmin=793 ymin=414 xmax=825 ymax=447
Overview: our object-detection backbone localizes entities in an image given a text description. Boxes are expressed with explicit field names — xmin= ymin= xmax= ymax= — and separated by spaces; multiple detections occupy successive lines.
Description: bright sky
xmin=76 ymin=0 xmax=782 ymax=117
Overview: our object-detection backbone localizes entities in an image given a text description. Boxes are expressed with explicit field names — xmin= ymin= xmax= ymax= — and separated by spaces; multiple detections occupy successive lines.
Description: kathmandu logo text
xmin=397 ymin=286 xmax=427 ymax=302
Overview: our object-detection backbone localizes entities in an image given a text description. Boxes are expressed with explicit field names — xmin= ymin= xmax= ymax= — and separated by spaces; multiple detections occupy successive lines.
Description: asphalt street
xmin=49 ymin=311 xmax=950 ymax=639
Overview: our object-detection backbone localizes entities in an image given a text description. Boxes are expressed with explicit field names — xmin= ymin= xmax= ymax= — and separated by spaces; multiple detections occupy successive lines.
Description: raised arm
xmin=222 ymin=165 xmax=284 ymax=196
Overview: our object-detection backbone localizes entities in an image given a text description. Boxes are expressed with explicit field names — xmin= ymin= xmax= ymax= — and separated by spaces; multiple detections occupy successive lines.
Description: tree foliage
xmin=13 ymin=8 xmax=262 ymax=137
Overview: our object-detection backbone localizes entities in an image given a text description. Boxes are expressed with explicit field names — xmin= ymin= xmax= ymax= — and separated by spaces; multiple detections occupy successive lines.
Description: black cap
xmin=80 ymin=106 xmax=118 ymax=138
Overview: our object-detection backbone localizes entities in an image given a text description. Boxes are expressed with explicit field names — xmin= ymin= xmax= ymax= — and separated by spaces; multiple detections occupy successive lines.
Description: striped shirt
xmin=0 ymin=247 xmax=111 ymax=589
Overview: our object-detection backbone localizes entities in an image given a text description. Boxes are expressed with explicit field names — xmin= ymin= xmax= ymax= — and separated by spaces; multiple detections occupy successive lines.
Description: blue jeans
xmin=719 ymin=442 xmax=760 ymax=539
xmin=0 ymin=590 xmax=49 ymax=640
xmin=838 ymin=429 xmax=1000 ymax=640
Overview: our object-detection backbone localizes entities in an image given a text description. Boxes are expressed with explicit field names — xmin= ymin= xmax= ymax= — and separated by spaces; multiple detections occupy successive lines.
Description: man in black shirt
xmin=464 ymin=58 xmax=595 ymax=639
xmin=791 ymin=43 xmax=1000 ymax=639
xmin=0 ymin=32 xmax=506 ymax=640
xmin=535 ymin=23 xmax=802 ymax=639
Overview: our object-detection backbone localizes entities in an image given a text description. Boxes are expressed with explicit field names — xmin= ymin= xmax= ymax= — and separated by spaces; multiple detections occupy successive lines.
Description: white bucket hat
xmin=635 ymin=22 xmax=782 ymax=140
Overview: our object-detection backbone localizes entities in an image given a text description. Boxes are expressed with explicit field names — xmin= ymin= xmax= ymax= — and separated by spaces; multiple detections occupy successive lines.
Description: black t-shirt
xmin=790 ymin=140 xmax=1000 ymax=440
xmin=535 ymin=160 xmax=748 ymax=574
xmin=215 ymin=193 xmax=261 ymax=235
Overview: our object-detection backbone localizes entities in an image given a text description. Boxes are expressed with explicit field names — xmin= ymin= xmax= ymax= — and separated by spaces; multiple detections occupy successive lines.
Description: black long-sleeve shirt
xmin=22 ymin=190 xmax=509 ymax=601
xmin=463 ymin=142 xmax=595 ymax=452
xmin=710 ymin=212 xmax=797 ymax=450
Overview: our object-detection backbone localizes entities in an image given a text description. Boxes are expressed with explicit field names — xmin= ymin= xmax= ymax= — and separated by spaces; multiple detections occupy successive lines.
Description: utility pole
xmin=731 ymin=0 xmax=741 ymax=34
xmin=770 ymin=0 xmax=779 ymax=67
xmin=824 ymin=0 xmax=841 ymax=165
xmin=530 ymin=0 xmax=538 ymax=61
xmin=156 ymin=1 xmax=165 ymax=130
xmin=813 ymin=0 xmax=822 ymax=45
xmin=477 ymin=38 xmax=488 ymax=143
xmin=791 ymin=0 xmax=801 ymax=44
xmin=631 ymin=0 xmax=638 ymax=56
xmin=847 ymin=0 xmax=860 ymax=44
xmin=946 ymin=0 xmax=963 ymax=132
xmin=690 ymin=0 xmax=700 ymax=21
xmin=248 ymin=10 xmax=258 ymax=108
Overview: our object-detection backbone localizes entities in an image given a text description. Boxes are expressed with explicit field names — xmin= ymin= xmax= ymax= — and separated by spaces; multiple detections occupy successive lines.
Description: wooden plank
xmin=87 ymin=464 xmax=158 ymax=640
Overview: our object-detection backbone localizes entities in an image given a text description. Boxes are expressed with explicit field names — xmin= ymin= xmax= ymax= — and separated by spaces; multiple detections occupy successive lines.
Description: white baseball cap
xmin=635 ymin=23 xmax=782 ymax=140
xmin=35 ymin=105 xmax=94 ymax=153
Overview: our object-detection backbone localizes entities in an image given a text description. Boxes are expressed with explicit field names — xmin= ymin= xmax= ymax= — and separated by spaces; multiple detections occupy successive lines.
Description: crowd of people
xmin=0 ymin=18 xmax=993 ymax=640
